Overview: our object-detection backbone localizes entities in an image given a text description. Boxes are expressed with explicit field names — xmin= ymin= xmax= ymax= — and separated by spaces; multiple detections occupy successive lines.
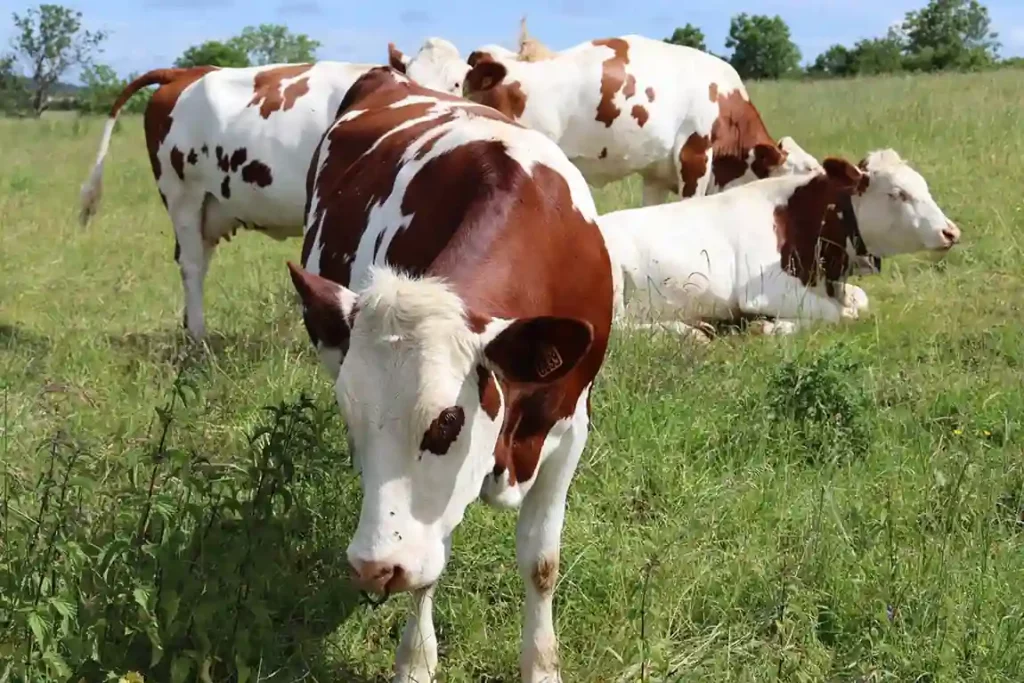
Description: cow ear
xmin=287 ymin=261 xmax=358 ymax=347
xmin=822 ymin=157 xmax=862 ymax=191
xmin=753 ymin=142 xmax=786 ymax=172
xmin=465 ymin=60 xmax=507 ymax=92
xmin=483 ymin=316 xmax=593 ymax=385
xmin=388 ymin=43 xmax=408 ymax=73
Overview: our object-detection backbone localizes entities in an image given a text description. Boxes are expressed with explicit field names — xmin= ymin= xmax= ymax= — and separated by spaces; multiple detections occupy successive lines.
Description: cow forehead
xmin=869 ymin=159 xmax=930 ymax=197
xmin=337 ymin=268 xmax=482 ymax=416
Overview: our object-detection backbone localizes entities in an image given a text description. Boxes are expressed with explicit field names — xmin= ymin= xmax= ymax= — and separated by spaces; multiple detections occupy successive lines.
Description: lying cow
xmin=456 ymin=33 xmax=821 ymax=205
xmin=291 ymin=66 xmax=613 ymax=682
xmin=598 ymin=149 xmax=961 ymax=338
xmin=78 ymin=53 xmax=462 ymax=340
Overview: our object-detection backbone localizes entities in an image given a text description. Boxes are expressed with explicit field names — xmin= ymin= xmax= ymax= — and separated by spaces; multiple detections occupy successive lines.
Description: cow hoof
xmin=840 ymin=284 xmax=869 ymax=312
xmin=771 ymin=320 xmax=798 ymax=335
xmin=746 ymin=319 xmax=774 ymax=336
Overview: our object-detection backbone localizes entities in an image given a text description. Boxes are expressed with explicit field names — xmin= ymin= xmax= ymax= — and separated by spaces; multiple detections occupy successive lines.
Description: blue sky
xmin=3 ymin=0 xmax=1023 ymax=82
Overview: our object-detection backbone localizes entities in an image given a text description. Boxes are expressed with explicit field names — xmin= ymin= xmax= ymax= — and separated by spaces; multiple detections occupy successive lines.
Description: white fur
xmin=599 ymin=149 xmax=961 ymax=336
xmin=400 ymin=38 xmax=471 ymax=94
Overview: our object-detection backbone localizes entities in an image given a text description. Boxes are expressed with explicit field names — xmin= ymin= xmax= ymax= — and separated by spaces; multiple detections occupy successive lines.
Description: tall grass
xmin=1 ymin=68 xmax=1023 ymax=681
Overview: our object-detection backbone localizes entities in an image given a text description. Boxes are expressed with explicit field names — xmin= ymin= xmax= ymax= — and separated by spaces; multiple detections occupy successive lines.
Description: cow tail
xmin=78 ymin=69 xmax=193 ymax=226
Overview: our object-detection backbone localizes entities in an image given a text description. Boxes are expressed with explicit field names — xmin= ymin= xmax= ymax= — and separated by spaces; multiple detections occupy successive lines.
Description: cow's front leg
xmin=836 ymin=282 xmax=869 ymax=315
xmin=393 ymin=584 xmax=438 ymax=683
xmin=739 ymin=272 xmax=847 ymax=325
xmin=515 ymin=389 xmax=591 ymax=683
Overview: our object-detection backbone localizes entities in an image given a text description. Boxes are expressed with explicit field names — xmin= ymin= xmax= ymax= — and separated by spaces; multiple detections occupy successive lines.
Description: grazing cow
xmin=459 ymin=33 xmax=822 ymax=205
xmin=78 ymin=61 xmax=382 ymax=339
xmin=291 ymin=66 xmax=613 ymax=682
xmin=598 ymin=149 xmax=961 ymax=338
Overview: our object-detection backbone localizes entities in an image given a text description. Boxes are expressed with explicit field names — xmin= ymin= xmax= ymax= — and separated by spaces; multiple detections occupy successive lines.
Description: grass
xmin=2 ymin=68 xmax=1023 ymax=682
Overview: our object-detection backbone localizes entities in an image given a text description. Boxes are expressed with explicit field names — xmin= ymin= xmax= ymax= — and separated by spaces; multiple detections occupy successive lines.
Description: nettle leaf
xmin=132 ymin=587 xmax=151 ymax=611
xmin=161 ymin=589 xmax=181 ymax=625
xmin=170 ymin=654 xmax=194 ymax=683
xmin=27 ymin=611 xmax=50 ymax=645
xmin=49 ymin=596 xmax=76 ymax=619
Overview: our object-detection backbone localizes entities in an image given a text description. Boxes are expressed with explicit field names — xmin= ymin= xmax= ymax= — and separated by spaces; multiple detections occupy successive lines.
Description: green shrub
xmin=0 ymin=366 xmax=360 ymax=682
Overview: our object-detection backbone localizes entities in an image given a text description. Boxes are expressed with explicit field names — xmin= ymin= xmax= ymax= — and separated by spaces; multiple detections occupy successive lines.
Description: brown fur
xmin=678 ymin=133 xmax=711 ymax=198
xmin=592 ymin=38 xmax=630 ymax=127
xmin=247 ymin=64 xmax=313 ymax=119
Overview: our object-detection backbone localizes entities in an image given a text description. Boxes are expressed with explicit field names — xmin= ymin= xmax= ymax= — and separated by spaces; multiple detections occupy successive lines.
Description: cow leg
xmin=514 ymin=388 xmax=590 ymax=683
xmin=836 ymin=282 xmax=869 ymax=313
xmin=641 ymin=180 xmax=666 ymax=207
xmin=169 ymin=194 xmax=212 ymax=339
xmin=746 ymin=318 xmax=802 ymax=336
xmin=393 ymin=584 xmax=438 ymax=683
xmin=616 ymin=320 xmax=714 ymax=343
xmin=737 ymin=273 xmax=853 ymax=325
xmin=171 ymin=193 xmax=235 ymax=339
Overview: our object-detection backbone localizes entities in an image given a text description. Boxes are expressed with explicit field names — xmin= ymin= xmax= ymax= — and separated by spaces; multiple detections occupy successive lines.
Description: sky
xmin=3 ymin=0 xmax=1024 ymax=83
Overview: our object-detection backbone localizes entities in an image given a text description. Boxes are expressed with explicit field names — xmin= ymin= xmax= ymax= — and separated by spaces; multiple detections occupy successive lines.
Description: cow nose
xmin=349 ymin=559 xmax=402 ymax=594
xmin=942 ymin=222 xmax=961 ymax=245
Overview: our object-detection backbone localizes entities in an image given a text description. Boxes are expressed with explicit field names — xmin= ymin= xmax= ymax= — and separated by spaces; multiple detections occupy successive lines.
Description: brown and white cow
xmin=290 ymin=65 xmax=613 ymax=682
xmin=454 ymin=33 xmax=820 ymax=206
xmin=598 ymin=149 xmax=962 ymax=338
xmin=79 ymin=53 xmax=465 ymax=340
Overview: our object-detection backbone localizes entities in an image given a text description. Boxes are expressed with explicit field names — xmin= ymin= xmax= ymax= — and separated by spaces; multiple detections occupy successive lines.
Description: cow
xmin=454 ymin=33 xmax=822 ymax=206
xmin=597 ymin=149 xmax=961 ymax=339
xmin=78 ymin=53 xmax=463 ymax=340
xmin=289 ymin=65 xmax=613 ymax=682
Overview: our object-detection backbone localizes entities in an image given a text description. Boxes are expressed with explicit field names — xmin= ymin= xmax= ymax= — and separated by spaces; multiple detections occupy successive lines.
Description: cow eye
xmin=891 ymin=189 xmax=910 ymax=202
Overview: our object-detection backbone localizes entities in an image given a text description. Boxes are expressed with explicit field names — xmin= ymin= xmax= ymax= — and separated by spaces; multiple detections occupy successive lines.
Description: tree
xmin=808 ymin=44 xmax=854 ymax=77
xmin=901 ymin=0 xmax=1000 ymax=71
xmin=850 ymin=35 xmax=905 ymax=75
xmin=0 ymin=54 xmax=31 ymax=115
xmin=664 ymin=24 xmax=707 ymax=52
xmin=9 ymin=4 xmax=107 ymax=116
xmin=229 ymin=24 xmax=320 ymax=65
xmin=725 ymin=13 xmax=801 ymax=80
xmin=174 ymin=40 xmax=250 ymax=68
xmin=78 ymin=63 xmax=150 ymax=114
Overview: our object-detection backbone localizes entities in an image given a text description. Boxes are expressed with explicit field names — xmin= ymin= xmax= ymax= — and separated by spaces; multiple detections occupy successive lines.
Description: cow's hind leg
xmin=393 ymin=583 xmax=438 ymax=683
xmin=514 ymin=388 xmax=592 ymax=683
xmin=171 ymin=192 xmax=235 ymax=339
xmin=641 ymin=179 xmax=666 ymax=206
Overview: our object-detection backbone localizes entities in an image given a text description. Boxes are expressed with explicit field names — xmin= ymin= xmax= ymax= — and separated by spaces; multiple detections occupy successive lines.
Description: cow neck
xmin=838 ymin=193 xmax=882 ymax=274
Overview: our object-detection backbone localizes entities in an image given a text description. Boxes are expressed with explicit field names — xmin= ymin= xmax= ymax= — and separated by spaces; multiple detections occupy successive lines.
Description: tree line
xmin=665 ymin=0 xmax=1018 ymax=80
xmin=1 ymin=0 xmax=1020 ymax=118
xmin=0 ymin=4 xmax=318 ymax=117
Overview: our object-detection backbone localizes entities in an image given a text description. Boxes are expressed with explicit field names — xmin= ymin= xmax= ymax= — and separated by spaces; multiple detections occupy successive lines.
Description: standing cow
xmin=408 ymin=31 xmax=821 ymax=205
xmin=78 ymin=53 xmax=463 ymax=340
xmin=292 ymin=65 xmax=613 ymax=682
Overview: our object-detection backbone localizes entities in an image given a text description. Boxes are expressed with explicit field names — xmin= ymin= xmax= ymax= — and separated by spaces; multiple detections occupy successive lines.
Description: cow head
xmin=848 ymin=149 xmax=961 ymax=257
xmin=288 ymin=263 xmax=593 ymax=595
xmin=463 ymin=54 xmax=528 ymax=120
xmin=387 ymin=37 xmax=469 ymax=95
